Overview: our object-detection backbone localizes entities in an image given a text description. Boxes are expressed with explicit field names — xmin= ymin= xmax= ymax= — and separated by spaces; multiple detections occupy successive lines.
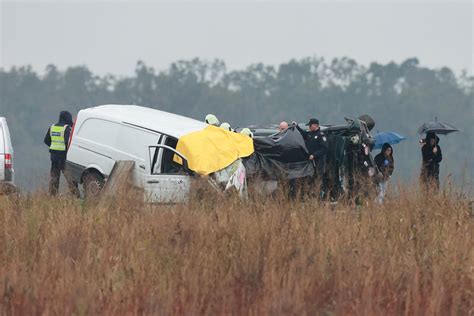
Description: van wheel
xmin=83 ymin=171 xmax=104 ymax=199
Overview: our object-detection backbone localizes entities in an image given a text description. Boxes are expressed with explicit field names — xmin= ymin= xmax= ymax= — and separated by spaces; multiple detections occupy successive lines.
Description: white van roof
xmin=80 ymin=105 xmax=207 ymax=138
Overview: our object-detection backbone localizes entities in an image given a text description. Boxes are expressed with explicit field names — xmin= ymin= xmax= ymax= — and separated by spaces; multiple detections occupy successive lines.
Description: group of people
xmin=204 ymin=113 xmax=254 ymax=138
xmin=204 ymin=113 xmax=443 ymax=204
xmin=373 ymin=131 xmax=443 ymax=202
xmin=44 ymin=110 xmax=444 ymax=201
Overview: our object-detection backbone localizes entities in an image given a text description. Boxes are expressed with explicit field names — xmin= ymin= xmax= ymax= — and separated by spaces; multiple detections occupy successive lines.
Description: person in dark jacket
xmin=374 ymin=143 xmax=394 ymax=203
xmin=346 ymin=142 xmax=376 ymax=205
xmin=44 ymin=111 xmax=79 ymax=197
xmin=421 ymin=132 xmax=442 ymax=190
xmin=293 ymin=118 xmax=328 ymax=198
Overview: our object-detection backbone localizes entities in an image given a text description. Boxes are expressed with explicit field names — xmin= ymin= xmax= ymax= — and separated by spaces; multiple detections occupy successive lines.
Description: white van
xmin=0 ymin=117 xmax=15 ymax=188
xmin=66 ymin=104 xmax=207 ymax=202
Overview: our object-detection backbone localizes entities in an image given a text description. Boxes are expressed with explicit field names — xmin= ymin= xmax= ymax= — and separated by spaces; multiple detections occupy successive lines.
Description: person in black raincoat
xmin=374 ymin=143 xmax=394 ymax=203
xmin=346 ymin=141 xmax=376 ymax=204
xmin=293 ymin=118 xmax=328 ymax=198
xmin=421 ymin=132 xmax=442 ymax=189
xmin=44 ymin=111 xmax=79 ymax=197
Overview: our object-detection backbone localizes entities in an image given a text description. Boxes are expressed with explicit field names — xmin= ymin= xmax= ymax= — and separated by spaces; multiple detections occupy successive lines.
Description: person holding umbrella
xmin=417 ymin=118 xmax=458 ymax=190
xmin=420 ymin=132 xmax=442 ymax=190
xmin=374 ymin=143 xmax=394 ymax=203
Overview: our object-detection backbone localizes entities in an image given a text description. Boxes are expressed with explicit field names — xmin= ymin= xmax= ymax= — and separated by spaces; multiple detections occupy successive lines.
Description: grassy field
xmin=1 ymin=186 xmax=473 ymax=315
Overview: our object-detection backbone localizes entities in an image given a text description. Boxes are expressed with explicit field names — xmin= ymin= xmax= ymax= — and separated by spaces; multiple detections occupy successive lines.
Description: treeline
xmin=1 ymin=57 xmax=473 ymax=190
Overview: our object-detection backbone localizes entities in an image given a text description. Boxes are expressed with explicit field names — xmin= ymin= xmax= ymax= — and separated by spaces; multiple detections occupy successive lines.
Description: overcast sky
xmin=1 ymin=0 xmax=472 ymax=76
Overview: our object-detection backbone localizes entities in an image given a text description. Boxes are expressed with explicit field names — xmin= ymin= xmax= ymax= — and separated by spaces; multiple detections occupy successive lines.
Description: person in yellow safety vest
xmin=43 ymin=111 xmax=79 ymax=197
xmin=205 ymin=114 xmax=220 ymax=126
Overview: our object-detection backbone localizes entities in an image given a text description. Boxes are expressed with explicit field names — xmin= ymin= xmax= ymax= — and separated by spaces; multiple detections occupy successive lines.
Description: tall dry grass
xmin=1 ymin=185 xmax=473 ymax=315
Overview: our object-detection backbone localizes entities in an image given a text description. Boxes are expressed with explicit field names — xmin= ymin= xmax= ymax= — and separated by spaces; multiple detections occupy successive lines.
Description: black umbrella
xmin=417 ymin=117 xmax=459 ymax=135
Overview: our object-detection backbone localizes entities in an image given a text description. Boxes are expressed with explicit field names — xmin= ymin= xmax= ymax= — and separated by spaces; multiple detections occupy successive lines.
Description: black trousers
xmin=288 ymin=160 xmax=327 ymax=200
xmin=313 ymin=159 xmax=328 ymax=199
xmin=49 ymin=160 xmax=79 ymax=197
xmin=421 ymin=164 xmax=440 ymax=190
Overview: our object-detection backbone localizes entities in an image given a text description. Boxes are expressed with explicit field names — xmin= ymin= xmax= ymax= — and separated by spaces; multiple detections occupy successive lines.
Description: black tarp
xmin=243 ymin=116 xmax=379 ymax=200
xmin=243 ymin=126 xmax=314 ymax=180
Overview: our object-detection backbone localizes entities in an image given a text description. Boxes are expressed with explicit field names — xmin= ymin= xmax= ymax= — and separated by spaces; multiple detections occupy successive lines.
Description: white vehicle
xmin=0 ymin=117 xmax=15 ymax=189
xmin=66 ymin=104 xmax=207 ymax=202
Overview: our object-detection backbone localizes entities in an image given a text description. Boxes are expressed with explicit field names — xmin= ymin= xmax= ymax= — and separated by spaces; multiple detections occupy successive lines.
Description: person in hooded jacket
xmin=44 ymin=111 xmax=79 ymax=197
xmin=346 ymin=142 xmax=376 ymax=205
xmin=374 ymin=143 xmax=394 ymax=203
xmin=421 ymin=132 xmax=442 ymax=190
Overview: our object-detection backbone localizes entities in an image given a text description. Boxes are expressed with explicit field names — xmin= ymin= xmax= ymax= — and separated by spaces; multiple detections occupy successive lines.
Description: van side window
xmin=165 ymin=137 xmax=178 ymax=149
xmin=161 ymin=145 xmax=185 ymax=174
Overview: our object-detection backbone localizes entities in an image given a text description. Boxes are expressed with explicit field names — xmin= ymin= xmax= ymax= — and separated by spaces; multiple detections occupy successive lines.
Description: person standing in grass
xmin=374 ymin=143 xmax=394 ymax=203
xmin=44 ymin=111 xmax=79 ymax=197
xmin=421 ymin=132 xmax=442 ymax=190
xmin=293 ymin=118 xmax=328 ymax=199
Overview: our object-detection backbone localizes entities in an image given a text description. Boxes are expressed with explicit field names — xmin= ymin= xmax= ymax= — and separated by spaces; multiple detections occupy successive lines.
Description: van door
xmin=115 ymin=124 xmax=162 ymax=189
xmin=144 ymin=145 xmax=192 ymax=203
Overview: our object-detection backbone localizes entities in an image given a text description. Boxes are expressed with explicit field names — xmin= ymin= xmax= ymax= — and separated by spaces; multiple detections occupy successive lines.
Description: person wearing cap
xmin=205 ymin=114 xmax=220 ymax=126
xmin=279 ymin=121 xmax=289 ymax=132
xmin=293 ymin=118 xmax=328 ymax=197
xmin=220 ymin=122 xmax=232 ymax=131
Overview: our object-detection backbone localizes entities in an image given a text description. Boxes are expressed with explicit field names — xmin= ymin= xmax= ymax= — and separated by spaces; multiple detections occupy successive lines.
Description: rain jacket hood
xmin=59 ymin=111 xmax=73 ymax=126
xmin=380 ymin=143 xmax=393 ymax=155
xmin=425 ymin=132 xmax=440 ymax=146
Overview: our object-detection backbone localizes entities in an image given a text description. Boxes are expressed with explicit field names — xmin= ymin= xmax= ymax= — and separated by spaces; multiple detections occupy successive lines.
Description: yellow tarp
xmin=174 ymin=125 xmax=254 ymax=175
